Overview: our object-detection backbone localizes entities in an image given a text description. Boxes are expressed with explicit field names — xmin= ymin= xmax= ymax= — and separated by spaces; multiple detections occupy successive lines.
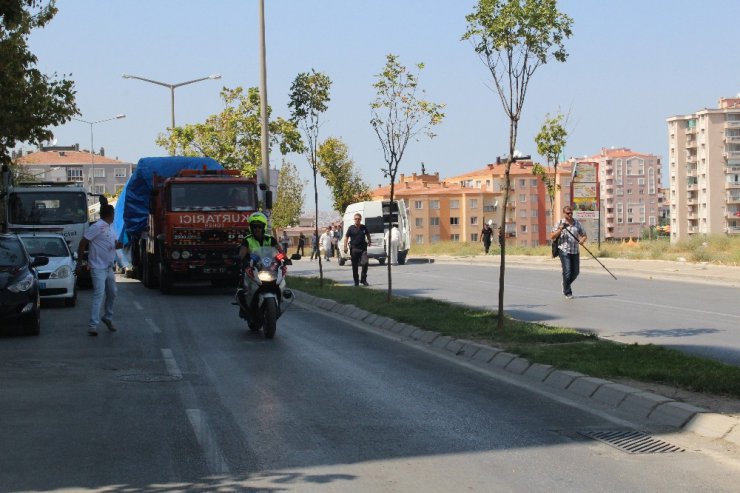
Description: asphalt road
xmin=293 ymin=256 xmax=740 ymax=366
xmin=1 ymin=276 xmax=739 ymax=492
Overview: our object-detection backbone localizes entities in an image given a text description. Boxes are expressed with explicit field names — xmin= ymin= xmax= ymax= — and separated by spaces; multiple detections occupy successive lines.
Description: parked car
xmin=0 ymin=233 xmax=48 ymax=335
xmin=18 ymin=232 xmax=77 ymax=307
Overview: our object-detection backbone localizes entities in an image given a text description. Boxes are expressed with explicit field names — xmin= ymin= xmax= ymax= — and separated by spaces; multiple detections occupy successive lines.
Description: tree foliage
xmin=288 ymin=69 xmax=332 ymax=284
xmin=317 ymin=137 xmax=371 ymax=215
xmin=155 ymin=87 xmax=303 ymax=177
xmin=0 ymin=0 xmax=78 ymax=166
xmin=463 ymin=0 xmax=573 ymax=331
xmin=533 ymin=112 xmax=568 ymax=228
xmin=371 ymin=53 xmax=445 ymax=301
xmin=271 ymin=159 xmax=305 ymax=229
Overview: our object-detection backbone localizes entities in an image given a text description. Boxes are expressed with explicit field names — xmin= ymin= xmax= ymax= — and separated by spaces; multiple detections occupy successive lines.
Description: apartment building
xmin=372 ymin=162 xmax=571 ymax=247
xmin=13 ymin=144 xmax=134 ymax=203
xmin=667 ymin=96 xmax=740 ymax=243
xmin=586 ymin=147 xmax=663 ymax=241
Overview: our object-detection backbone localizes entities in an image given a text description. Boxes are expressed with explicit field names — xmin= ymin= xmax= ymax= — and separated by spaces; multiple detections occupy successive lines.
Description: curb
xmin=294 ymin=289 xmax=740 ymax=446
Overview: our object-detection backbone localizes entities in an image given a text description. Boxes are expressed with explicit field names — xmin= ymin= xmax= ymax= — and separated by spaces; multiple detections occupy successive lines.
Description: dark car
xmin=0 ymin=233 xmax=48 ymax=335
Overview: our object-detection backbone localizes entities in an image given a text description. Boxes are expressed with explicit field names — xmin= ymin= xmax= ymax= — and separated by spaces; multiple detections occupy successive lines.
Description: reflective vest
xmin=244 ymin=234 xmax=274 ymax=251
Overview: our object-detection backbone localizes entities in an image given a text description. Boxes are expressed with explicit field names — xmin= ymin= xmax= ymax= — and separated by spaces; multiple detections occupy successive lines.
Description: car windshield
xmin=20 ymin=237 xmax=69 ymax=258
xmin=169 ymin=183 xmax=257 ymax=211
xmin=0 ymin=237 xmax=25 ymax=268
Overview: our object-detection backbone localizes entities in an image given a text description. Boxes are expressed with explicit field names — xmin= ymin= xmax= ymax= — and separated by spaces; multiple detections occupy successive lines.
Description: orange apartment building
xmin=372 ymin=162 xmax=572 ymax=247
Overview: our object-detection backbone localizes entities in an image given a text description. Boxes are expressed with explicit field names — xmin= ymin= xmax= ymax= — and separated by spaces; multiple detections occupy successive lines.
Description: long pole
xmin=89 ymin=123 xmax=95 ymax=191
xmin=258 ymin=0 xmax=270 ymax=197
xmin=170 ymin=87 xmax=176 ymax=129
xmin=562 ymin=225 xmax=617 ymax=280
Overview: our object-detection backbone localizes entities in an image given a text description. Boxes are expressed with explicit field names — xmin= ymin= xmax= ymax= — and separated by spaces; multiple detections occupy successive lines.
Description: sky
xmin=23 ymin=0 xmax=740 ymax=212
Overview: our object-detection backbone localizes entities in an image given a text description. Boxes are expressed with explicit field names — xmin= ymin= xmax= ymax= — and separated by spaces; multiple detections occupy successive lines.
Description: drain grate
xmin=580 ymin=430 xmax=685 ymax=454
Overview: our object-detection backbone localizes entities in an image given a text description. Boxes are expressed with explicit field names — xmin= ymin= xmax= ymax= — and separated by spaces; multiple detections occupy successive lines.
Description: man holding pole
xmin=551 ymin=206 xmax=587 ymax=300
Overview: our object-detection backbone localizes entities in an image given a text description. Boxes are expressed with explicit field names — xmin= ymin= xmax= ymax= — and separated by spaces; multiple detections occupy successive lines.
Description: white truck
xmin=338 ymin=199 xmax=410 ymax=266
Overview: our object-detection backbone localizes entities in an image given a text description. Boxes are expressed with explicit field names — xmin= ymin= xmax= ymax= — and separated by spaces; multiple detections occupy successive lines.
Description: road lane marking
xmin=160 ymin=348 xmax=182 ymax=379
xmin=186 ymin=409 xmax=230 ymax=474
xmin=134 ymin=301 xmax=143 ymax=310
xmin=145 ymin=318 xmax=161 ymax=334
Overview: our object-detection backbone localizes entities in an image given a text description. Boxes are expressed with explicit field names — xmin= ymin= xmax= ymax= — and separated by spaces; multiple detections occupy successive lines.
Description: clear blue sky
xmin=26 ymin=0 xmax=740 ymax=211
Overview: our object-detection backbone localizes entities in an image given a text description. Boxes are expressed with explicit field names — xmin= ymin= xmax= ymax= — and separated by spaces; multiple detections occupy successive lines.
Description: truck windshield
xmin=8 ymin=192 xmax=88 ymax=225
xmin=170 ymin=183 xmax=257 ymax=211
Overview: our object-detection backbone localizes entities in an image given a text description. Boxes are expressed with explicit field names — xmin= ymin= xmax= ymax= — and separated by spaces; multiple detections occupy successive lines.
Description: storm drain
xmin=580 ymin=430 xmax=685 ymax=454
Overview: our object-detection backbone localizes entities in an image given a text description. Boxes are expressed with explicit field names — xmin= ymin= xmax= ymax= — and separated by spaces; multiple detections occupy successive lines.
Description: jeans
xmin=559 ymin=251 xmax=580 ymax=296
xmin=89 ymin=266 xmax=117 ymax=329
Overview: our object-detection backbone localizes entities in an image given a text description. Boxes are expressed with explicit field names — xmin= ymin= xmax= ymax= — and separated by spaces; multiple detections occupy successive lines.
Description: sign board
xmin=571 ymin=161 xmax=600 ymax=243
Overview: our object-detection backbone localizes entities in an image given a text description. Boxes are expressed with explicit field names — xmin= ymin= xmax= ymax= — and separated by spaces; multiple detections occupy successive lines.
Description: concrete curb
xmin=293 ymin=289 xmax=740 ymax=446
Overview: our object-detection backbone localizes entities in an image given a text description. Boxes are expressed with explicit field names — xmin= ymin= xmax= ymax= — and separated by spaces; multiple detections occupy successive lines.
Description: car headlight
xmin=257 ymin=271 xmax=276 ymax=282
xmin=51 ymin=265 xmax=72 ymax=279
xmin=8 ymin=272 xmax=34 ymax=293
xmin=171 ymin=251 xmax=181 ymax=260
xmin=181 ymin=250 xmax=191 ymax=259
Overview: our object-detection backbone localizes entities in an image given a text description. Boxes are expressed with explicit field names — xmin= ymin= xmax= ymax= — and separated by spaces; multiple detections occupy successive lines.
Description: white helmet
xmin=487 ymin=220 xmax=493 ymax=226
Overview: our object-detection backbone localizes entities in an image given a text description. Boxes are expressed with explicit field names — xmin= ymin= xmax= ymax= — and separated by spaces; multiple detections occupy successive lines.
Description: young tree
xmin=0 ymin=0 xmax=78 ymax=166
xmin=463 ymin=0 xmax=573 ymax=331
xmin=317 ymin=137 xmax=372 ymax=215
xmin=371 ymin=54 xmax=444 ymax=301
xmin=288 ymin=69 xmax=332 ymax=284
xmin=532 ymin=112 xmax=568 ymax=230
xmin=271 ymin=159 xmax=305 ymax=230
xmin=155 ymin=87 xmax=303 ymax=177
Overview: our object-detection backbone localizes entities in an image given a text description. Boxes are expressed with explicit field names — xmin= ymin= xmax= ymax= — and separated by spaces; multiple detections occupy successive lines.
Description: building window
xmin=519 ymin=179 xmax=526 ymax=187
xmin=431 ymin=235 xmax=440 ymax=243
xmin=67 ymin=168 xmax=83 ymax=182
xmin=520 ymin=224 xmax=527 ymax=233
xmin=414 ymin=200 xmax=423 ymax=209
xmin=531 ymin=209 xmax=538 ymax=217
xmin=450 ymin=199 xmax=460 ymax=209
xmin=429 ymin=217 xmax=440 ymax=226
xmin=531 ymin=179 xmax=538 ymax=187
xmin=519 ymin=209 xmax=527 ymax=218
xmin=415 ymin=218 xmax=423 ymax=227
xmin=450 ymin=217 xmax=459 ymax=225
xmin=93 ymin=168 xmax=105 ymax=178
xmin=450 ymin=234 xmax=460 ymax=241
xmin=470 ymin=216 xmax=478 ymax=225
xmin=114 ymin=168 xmax=127 ymax=178
xmin=471 ymin=233 xmax=479 ymax=242
xmin=415 ymin=235 xmax=424 ymax=244
xmin=430 ymin=200 xmax=440 ymax=210
xmin=519 ymin=194 xmax=526 ymax=203
xmin=93 ymin=184 xmax=106 ymax=194
xmin=469 ymin=198 xmax=478 ymax=208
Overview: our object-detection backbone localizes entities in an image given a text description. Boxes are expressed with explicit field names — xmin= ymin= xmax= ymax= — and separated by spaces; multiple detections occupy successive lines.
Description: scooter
xmin=234 ymin=246 xmax=293 ymax=339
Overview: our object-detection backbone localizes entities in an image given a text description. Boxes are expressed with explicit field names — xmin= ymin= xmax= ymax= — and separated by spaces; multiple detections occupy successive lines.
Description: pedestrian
xmin=319 ymin=226 xmax=333 ymax=261
xmin=310 ymin=231 xmax=319 ymax=260
xmin=280 ymin=230 xmax=289 ymax=254
xmin=76 ymin=204 xmax=122 ymax=336
xmin=480 ymin=221 xmax=494 ymax=254
xmin=297 ymin=232 xmax=305 ymax=256
xmin=551 ymin=206 xmax=587 ymax=300
xmin=343 ymin=213 xmax=371 ymax=286
xmin=331 ymin=225 xmax=340 ymax=258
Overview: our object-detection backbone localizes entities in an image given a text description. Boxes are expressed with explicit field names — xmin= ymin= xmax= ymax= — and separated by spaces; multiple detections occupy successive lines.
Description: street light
xmin=72 ymin=114 xmax=126 ymax=195
xmin=121 ymin=73 xmax=222 ymax=128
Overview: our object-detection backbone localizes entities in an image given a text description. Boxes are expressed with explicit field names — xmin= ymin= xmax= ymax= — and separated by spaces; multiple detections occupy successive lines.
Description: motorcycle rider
xmin=237 ymin=212 xmax=281 ymax=319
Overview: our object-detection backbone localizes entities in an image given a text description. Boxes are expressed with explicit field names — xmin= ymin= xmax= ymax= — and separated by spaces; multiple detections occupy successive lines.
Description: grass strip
xmin=290 ymin=276 xmax=740 ymax=398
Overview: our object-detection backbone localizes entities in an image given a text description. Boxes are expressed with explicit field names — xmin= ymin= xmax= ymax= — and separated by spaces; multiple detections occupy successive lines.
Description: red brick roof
xmin=16 ymin=150 xmax=127 ymax=166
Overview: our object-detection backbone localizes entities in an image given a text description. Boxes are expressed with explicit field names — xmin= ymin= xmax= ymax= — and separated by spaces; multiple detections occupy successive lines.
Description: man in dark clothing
xmin=343 ymin=213 xmax=372 ymax=286
xmin=297 ymin=233 xmax=305 ymax=256
xmin=480 ymin=221 xmax=493 ymax=254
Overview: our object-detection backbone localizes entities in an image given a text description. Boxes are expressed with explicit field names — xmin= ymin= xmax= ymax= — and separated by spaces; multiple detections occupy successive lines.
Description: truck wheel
xmin=142 ymin=251 xmax=153 ymax=288
xmin=158 ymin=260 xmax=173 ymax=294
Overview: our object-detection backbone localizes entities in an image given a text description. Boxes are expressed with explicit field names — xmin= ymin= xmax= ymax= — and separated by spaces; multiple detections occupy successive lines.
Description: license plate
xmin=40 ymin=282 xmax=46 ymax=289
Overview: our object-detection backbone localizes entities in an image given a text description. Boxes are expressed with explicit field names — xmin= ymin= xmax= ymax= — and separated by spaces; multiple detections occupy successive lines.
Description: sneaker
xmin=102 ymin=319 xmax=117 ymax=332
xmin=564 ymin=294 xmax=574 ymax=300
xmin=87 ymin=330 xmax=98 ymax=337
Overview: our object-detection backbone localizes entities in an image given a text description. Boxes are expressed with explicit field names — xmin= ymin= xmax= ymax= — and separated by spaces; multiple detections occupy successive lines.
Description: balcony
xmin=685 ymin=126 xmax=697 ymax=134
xmin=727 ymin=210 xmax=740 ymax=219
xmin=685 ymin=154 xmax=697 ymax=164
xmin=727 ymin=121 xmax=740 ymax=128
xmin=727 ymin=193 xmax=740 ymax=203
xmin=726 ymin=163 xmax=740 ymax=172
xmin=726 ymin=181 xmax=740 ymax=189
xmin=727 ymin=226 xmax=740 ymax=235
xmin=687 ymin=195 xmax=698 ymax=205
xmin=723 ymin=150 xmax=740 ymax=159
xmin=687 ymin=212 xmax=698 ymax=220
xmin=686 ymin=139 xmax=697 ymax=148
xmin=725 ymin=135 xmax=740 ymax=144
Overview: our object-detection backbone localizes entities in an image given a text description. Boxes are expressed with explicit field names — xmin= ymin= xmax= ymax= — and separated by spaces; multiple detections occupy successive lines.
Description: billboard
xmin=571 ymin=161 xmax=600 ymax=242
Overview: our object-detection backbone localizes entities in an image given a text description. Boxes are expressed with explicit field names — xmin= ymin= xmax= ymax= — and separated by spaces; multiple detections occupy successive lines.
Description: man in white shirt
xmin=77 ymin=204 xmax=122 ymax=336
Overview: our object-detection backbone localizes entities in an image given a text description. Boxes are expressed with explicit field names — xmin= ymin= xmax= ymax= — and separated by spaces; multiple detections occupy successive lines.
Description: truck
xmin=338 ymin=199 xmax=410 ymax=265
xmin=1 ymin=164 xmax=90 ymax=253
xmin=119 ymin=156 xmax=259 ymax=294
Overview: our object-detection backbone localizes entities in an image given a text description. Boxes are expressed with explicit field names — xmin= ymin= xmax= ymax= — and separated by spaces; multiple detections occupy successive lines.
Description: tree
xmin=317 ymin=137 xmax=372 ymax=215
xmin=155 ymin=87 xmax=303 ymax=177
xmin=463 ymin=0 xmax=573 ymax=331
xmin=271 ymin=159 xmax=305 ymax=230
xmin=371 ymin=54 xmax=444 ymax=301
xmin=0 ymin=0 xmax=78 ymax=166
xmin=533 ymin=112 xmax=568 ymax=230
xmin=288 ymin=69 xmax=332 ymax=285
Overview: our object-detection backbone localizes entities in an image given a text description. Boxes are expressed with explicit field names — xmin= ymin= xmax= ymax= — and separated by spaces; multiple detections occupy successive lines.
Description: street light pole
xmin=72 ymin=114 xmax=126 ymax=195
xmin=122 ymin=73 xmax=222 ymax=128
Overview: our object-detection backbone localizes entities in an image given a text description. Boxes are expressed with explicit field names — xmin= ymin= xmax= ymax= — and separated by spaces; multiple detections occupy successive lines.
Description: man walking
xmin=480 ymin=220 xmax=494 ymax=254
xmin=77 ymin=204 xmax=122 ymax=336
xmin=343 ymin=213 xmax=371 ymax=286
xmin=551 ymin=206 xmax=587 ymax=299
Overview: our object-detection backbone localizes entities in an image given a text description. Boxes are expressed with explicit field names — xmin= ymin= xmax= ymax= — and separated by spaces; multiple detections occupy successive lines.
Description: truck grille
xmin=172 ymin=228 xmax=246 ymax=245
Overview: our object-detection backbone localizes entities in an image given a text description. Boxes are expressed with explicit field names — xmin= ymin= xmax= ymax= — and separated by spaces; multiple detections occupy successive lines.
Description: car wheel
xmin=378 ymin=258 xmax=386 ymax=265
xmin=23 ymin=296 xmax=41 ymax=336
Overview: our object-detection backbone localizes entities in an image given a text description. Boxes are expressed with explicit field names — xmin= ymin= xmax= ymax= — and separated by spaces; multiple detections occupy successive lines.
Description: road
xmin=1 ymin=276 xmax=739 ymax=492
xmin=292 ymin=256 xmax=740 ymax=366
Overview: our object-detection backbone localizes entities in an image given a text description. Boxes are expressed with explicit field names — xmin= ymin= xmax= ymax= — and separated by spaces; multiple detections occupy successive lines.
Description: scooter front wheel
xmin=263 ymin=298 xmax=278 ymax=339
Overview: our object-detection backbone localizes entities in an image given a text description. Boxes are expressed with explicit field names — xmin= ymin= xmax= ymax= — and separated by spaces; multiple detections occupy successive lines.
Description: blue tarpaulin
xmin=114 ymin=156 xmax=223 ymax=245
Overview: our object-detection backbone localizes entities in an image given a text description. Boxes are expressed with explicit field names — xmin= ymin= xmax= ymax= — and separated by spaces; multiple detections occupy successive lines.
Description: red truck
xmin=122 ymin=157 xmax=258 ymax=293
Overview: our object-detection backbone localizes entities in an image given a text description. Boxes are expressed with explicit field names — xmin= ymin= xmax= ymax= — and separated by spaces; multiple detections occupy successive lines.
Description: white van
xmin=338 ymin=199 xmax=410 ymax=265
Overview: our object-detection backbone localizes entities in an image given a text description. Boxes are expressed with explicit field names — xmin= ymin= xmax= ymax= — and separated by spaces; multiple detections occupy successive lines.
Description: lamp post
xmin=72 ymin=114 xmax=126 ymax=196
xmin=121 ymin=73 xmax=221 ymax=129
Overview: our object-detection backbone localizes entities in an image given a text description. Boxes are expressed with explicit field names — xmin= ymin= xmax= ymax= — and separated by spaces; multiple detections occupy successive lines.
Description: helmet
xmin=487 ymin=219 xmax=493 ymax=226
xmin=248 ymin=212 xmax=268 ymax=227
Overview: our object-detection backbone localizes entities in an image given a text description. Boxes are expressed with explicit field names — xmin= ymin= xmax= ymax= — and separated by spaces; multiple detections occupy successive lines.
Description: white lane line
xmin=133 ymin=301 xmax=143 ymax=310
xmin=145 ymin=318 xmax=161 ymax=334
xmin=186 ymin=409 xmax=231 ymax=474
xmin=160 ymin=348 xmax=183 ymax=379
